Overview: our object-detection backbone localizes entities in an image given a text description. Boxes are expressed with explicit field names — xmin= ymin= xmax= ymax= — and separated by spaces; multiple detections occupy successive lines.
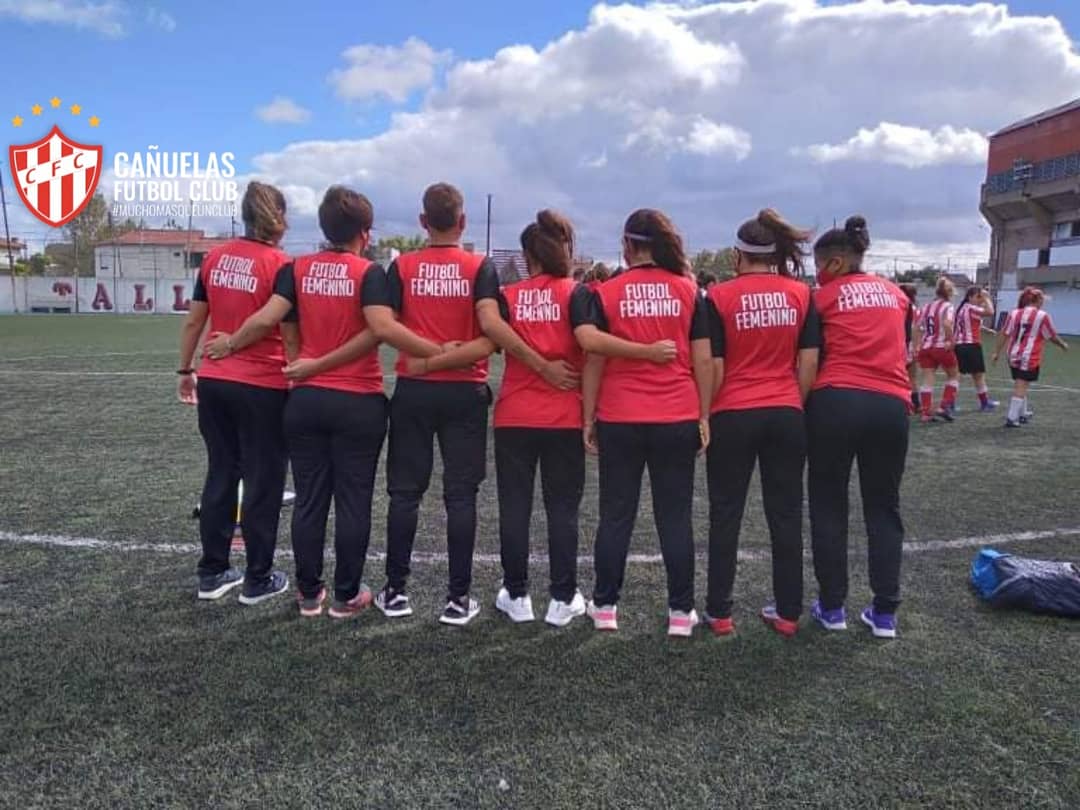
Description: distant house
xmin=0 ymin=238 xmax=27 ymax=261
xmin=489 ymin=248 xmax=595 ymax=285
xmin=94 ymin=229 xmax=231 ymax=279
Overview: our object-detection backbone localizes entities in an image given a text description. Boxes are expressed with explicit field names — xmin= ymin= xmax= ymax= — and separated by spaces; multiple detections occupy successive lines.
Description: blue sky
xmin=2 ymin=1 xmax=1079 ymax=267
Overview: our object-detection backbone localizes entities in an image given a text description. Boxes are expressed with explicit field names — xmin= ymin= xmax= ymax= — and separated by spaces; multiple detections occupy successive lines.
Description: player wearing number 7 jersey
xmin=992 ymin=287 xmax=1068 ymax=428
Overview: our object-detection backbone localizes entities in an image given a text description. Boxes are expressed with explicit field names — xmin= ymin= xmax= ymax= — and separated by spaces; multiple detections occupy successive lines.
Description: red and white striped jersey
xmin=918 ymin=299 xmax=955 ymax=350
xmin=1004 ymin=306 xmax=1058 ymax=371
xmin=954 ymin=304 xmax=988 ymax=345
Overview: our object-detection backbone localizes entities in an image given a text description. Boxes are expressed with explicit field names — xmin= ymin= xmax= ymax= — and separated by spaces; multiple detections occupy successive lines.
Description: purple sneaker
xmin=979 ymin=400 xmax=999 ymax=412
xmin=810 ymin=600 xmax=847 ymax=631
xmin=860 ymin=606 xmax=897 ymax=639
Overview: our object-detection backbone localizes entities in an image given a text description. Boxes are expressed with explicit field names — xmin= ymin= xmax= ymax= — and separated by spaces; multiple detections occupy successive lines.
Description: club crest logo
xmin=9 ymin=125 xmax=102 ymax=228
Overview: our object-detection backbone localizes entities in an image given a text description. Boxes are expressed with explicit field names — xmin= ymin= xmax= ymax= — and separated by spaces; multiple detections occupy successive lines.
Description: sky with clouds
xmin=2 ymin=0 xmax=1079 ymax=272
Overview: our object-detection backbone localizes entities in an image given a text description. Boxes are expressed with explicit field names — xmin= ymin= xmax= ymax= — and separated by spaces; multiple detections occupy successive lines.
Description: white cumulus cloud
xmin=0 ymin=0 xmax=126 ymax=37
xmin=800 ymin=123 xmax=989 ymax=169
xmin=255 ymin=96 xmax=312 ymax=125
xmin=227 ymin=1 xmax=1079 ymax=263
xmin=329 ymin=37 xmax=450 ymax=103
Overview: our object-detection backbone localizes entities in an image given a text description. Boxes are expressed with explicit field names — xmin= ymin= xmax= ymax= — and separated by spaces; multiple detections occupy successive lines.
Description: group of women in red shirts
xmin=180 ymin=181 xmax=925 ymax=640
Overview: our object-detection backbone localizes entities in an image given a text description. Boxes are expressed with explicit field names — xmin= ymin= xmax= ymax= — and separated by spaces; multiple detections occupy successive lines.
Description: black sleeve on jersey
xmin=497 ymin=289 xmax=511 ymax=322
xmin=708 ymin=299 xmax=725 ymax=358
xmin=362 ymin=261 xmax=402 ymax=312
xmin=191 ymin=273 xmax=207 ymax=302
xmin=690 ymin=294 xmax=710 ymax=341
xmin=904 ymin=301 xmax=913 ymax=344
xmin=799 ymin=298 xmax=822 ymax=349
xmin=570 ymin=285 xmax=608 ymax=331
xmin=474 ymin=258 xmax=501 ymax=302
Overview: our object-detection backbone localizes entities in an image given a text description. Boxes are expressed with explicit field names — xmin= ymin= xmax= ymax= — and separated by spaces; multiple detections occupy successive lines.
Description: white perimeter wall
xmin=0 ymin=276 xmax=195 ymax=314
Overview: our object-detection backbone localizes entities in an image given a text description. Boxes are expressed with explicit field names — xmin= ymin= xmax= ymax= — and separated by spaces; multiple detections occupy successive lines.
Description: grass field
xmin=1 ymin=314 xmax=1078 ymax=809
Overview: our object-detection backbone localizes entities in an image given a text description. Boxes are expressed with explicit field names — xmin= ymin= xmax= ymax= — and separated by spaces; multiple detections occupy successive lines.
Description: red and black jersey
xmin=571 ymin=265 xmax=708 ymax=424
xmin=193 ymin=237 xmax=290 ymax=389
xmin=812 ymin=272 xmax=911 ymax=404
xmin=494 ymin=275 xmax=583 ymax=429
xmin=272 ymin=249 xmax=383 ymax=395
xmin=707 ymin=273 xmax=817 ymax=413
xmin=362 ymin=245 xmax=500 ymax=383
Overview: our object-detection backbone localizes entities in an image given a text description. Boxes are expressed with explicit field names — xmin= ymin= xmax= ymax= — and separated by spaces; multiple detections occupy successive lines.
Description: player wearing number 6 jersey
xmin=915 ymin=277 xmax=959 ymax=423
xmin=992 ymin=287 xmax=1069 ymax=428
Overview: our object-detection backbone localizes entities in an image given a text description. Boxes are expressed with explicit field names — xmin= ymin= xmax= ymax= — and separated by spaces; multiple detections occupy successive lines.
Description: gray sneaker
xmin=197 ymin=567 xmax=243 ymax=601
xmin=238 ymin=571 xmax=289 ymax=605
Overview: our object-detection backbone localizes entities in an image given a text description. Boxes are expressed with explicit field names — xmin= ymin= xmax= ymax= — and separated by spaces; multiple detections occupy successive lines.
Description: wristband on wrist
xmin=177 ymin=368 xmax=195 ymax=375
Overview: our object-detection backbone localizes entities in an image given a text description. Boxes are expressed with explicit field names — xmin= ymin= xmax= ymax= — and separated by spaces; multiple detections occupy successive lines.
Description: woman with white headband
xmin=703 ymin=209 xmax=819 ymax=638
xmin=570 ymin=208 xmax=713 ymax=637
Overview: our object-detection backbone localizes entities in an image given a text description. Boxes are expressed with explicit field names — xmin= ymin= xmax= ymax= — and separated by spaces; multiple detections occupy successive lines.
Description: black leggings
xmin=593 ymin=420 xmax=699 ymax=612
xmin=807 ymin=388 xmax=909 ymax=614
xmin=706 ymin=407 xmax=805 ymax=621
xmin=196 ymin=378 xmax=287 ymax=585
xmin=284 ymin=387 xmax=387 ymax=601
xmin=494 ymin=427 xmax=584 ymax=603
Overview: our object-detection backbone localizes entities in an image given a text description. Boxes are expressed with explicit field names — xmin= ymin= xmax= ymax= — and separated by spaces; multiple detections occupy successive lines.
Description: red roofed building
xmin=94 ymin=229 xmax=231 ymax=279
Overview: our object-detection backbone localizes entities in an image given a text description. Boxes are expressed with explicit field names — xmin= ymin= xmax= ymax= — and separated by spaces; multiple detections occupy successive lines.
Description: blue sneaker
xmin=811 ymin=600 xmax=847 ymax=631
xmin=860 ymin=606 xmax=897 ymax=639
xmin=238 ymin=571 xmax=289 ymax=605
xmin=979 ymin=400 xmax=999 ymax=412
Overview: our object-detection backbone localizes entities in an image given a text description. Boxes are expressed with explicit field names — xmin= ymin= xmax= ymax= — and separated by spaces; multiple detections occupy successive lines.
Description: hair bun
xmin=843 ymin=215 xmax=870 ymax=251
xmin=536 ymin=208 xmax=572 ymax=244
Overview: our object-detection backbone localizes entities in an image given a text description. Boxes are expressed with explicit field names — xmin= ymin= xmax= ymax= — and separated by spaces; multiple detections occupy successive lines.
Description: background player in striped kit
xmin=808 ymin=216 xmax=911 ymax=640
xmin=898 ymin=283 xmax=921 ymax=410
xmin=571 ymin=209 xmax=712 ymax=637
xmin=206 ymin=186 xmax=388 ymax=619
xmin=953 ymin=286 xmax=998 ymax=412
xmin=362 ymin=183 xmax=500 ymax=626
xmin=915 ymin=277 xmax=959 ymax=423
xmin=993 ymin=287 xmax=1069 ymax=428
xmin=704 ymin=210 xmax=819 ymax=639
xmin=178 ymin=181 xmax=292 ymax=605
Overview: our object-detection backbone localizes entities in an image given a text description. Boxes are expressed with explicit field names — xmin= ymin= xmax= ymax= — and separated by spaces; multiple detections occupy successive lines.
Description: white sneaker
xmin=545 ymin=591 xmax=586 ymax=627
xmin=495 ymin=587 xmax=535 ymax=623
xmin=587 ymin=600 xmax=618 ymax=631
xmin=668 ymin=609 xmax=699 ymax=638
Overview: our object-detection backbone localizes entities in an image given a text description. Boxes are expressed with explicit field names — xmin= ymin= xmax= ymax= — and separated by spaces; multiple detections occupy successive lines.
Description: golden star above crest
xmin=50 ymin=97 xmax=61 ymax=108
xmin=12 ymin=115 xmax=23 ymax=127
xmin=89 ymin=115 xmax=101 ymax=127
xmin=70 ymin=104 xmax=82 ymax=115
xmin=31 ymin=104 xmax=43 ymax=116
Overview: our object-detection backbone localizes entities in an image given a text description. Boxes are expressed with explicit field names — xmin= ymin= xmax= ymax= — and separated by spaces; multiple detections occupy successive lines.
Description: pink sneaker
xmin=328 ymin=585 xmax=373 ymax=619
xmin=668 ymin=609 xmax=699 ymax=638
xmin=297 ymin=587 xmax=327 ymax=618
xmin=587 ymin=600 xmax=618 ymax=631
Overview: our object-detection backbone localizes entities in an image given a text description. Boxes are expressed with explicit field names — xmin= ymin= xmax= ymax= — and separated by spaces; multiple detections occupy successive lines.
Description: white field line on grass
xmin=0 ymin=351 xmax=176 ymax=363
xmin=2 ymin=527 xmax=1078 ymax=565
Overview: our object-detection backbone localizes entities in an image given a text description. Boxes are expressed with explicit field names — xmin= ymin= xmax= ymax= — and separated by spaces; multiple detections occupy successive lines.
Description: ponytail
xmin=623 ymin=208 xmax=687 ymax=275
xmin=735 ymin=208 xmax=811 ymax=277
xmin=520 ymin=209 xmax=575 ymax=277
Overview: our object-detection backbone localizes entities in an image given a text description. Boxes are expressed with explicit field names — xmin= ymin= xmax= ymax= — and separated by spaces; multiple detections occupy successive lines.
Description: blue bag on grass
xmin=970 ymin=547 xmax=1080 ymax=617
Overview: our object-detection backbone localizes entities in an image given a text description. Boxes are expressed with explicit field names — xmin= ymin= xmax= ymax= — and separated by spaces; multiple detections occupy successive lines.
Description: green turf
xmin=1 ymin=315 xmax=1078 ymax=808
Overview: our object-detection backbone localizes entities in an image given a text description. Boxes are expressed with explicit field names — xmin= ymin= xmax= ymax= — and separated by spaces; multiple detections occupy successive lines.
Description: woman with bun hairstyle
xmin=205 ymin=186 xmax=388 ymax=619
xmin=914 ymin=277 xmax=959 ymax=423
xmin=992 ymin=287 xmax=1068 ymax=428
xmin=570 ymin=208 xmax=712 ymax=637
xmin=704 ymin=209 xmax=819 ymax=638
xmin=178 ymin=181 xmax=292 ymax=605
xmin=953 ymin=286 xmax=998 ymax=411
xmin=808 ymin=216 xmax=911 ymax=639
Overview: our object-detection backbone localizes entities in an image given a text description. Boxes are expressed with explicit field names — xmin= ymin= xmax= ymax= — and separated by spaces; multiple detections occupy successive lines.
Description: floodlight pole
xmin=0 ymin=163 xmax=17 ymax=312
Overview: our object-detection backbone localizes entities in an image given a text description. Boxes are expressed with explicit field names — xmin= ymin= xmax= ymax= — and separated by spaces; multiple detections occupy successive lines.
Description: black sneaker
xmin=238 ymin=571 xmax=289 ymax=605
xmin=935 ymin=408 xmax=954 ymax=423
xmin=1004 ymin=419 xmax=1022 ymax=429
xmin=439 ymin=596 xmax=480 ymax=627
xmin=197 ymin=567 xmax=243 ymax=600
xmin=375 ymin=585 xmax=413 ymax=618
